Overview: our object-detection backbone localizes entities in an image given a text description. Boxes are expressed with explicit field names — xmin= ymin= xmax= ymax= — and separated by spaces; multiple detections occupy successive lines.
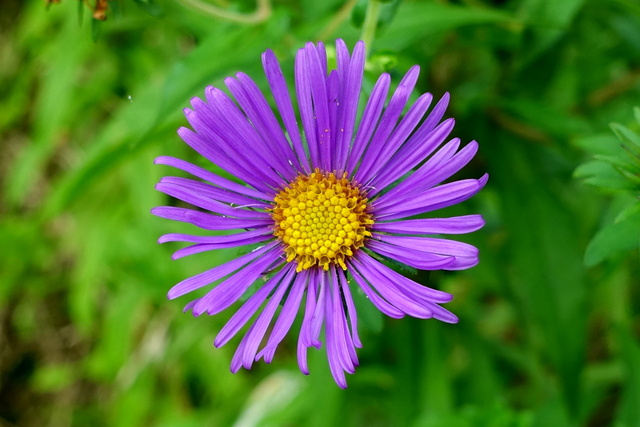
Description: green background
xmin=1 ymin=0 xmax=639 ymax=425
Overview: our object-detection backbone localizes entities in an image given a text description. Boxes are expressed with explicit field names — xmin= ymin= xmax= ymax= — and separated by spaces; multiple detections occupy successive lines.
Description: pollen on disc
xmin=271 ymin=169 xmax=373 ymax=272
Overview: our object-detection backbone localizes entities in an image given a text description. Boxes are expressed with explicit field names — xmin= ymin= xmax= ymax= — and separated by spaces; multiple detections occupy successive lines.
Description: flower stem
xmin=360 ymin=0 xmax=382 ymax=54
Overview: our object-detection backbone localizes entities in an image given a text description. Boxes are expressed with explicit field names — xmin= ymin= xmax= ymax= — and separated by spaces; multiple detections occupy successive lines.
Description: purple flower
xmin=153 ymin=40 xmax=487 ymax=388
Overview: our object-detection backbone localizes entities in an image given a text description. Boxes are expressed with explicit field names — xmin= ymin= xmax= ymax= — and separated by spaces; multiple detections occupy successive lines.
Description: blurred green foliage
xmin=1 ymin=0 xmax=639 ymax=426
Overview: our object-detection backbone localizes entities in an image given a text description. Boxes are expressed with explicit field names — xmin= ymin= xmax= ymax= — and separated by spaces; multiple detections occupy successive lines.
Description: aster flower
xmin=152 ymin=39 xmax=487 ymax=388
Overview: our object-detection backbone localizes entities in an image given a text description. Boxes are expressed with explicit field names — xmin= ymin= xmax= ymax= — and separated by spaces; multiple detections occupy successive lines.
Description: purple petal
xmin=338 ymin=269 xmax=362 ymax=348
xmin=335 ymin=40 xmax=365 ymax=172
xmin=346 ymin=73 xmax=391 ymax=174
xmin=355 ymin=65 xmax=421 ymax=183
xmin=213 ymin=265 xmax=291 ymax=348
xmin=297 ymin=275 xmax=318 ymax=375
xmin=367 ymin=240 xmax=457 ymax=270
xmin=167 ymin=241 xmax=279 ymax=299
xmin=154 ymin=156 xmax=272 ymax=201
xmin=158 ymin=176 xmax=269 ymax=208
xmin=240 ymin=266 xmax=297 ymax=369
xmin=374 ymin=234 xmax=479 ymax=257
xmin=159 ymin=228 xmax=272 ymax=244
xmin=307 ymin=269 xmax=326 ymax=349
xmin=348 ymin=266 xmax=405 ymax=319
xmin=192 ymin=248 xmax=284 ymax=316
xmin=256 ymin=269 xmax=308 ymax=362
xmin=356 ymin=251 xmax=457 ymax=322
xmin=177 ymin=125 xmax=272 ymax=194
xmin=226 ymin=73 xmax=301 ymax=178
xmin=262 ymin=49 xmax=310 ymax=173
xmin=295 ymin=48 xmax=320 ymax=168
xmin=200 ymin=88 xmax=289 ymax=185
xmin=351 ymin=255 xmax=435 ymax=318
xmin=324 ymin=273 xmax=348 ymax=388
xmin=155 ymin=181 xmax=270 ymax=219
xmin=372 ymin=215 xmax=485 ymax=235
xmin=360 ymin=91 xmax=433 ymax=185
xmin=303 ymin=42 xmax=332 ymax=171
xmin=369 ymin=94 xmax=453 ymax=194
xmin=374 ymin=174 xmax=489 ymax=220
xmin=169 ymin=233 xmax=273 ymax=260
xmin=151 ymin=207 xmax=272 ymax=231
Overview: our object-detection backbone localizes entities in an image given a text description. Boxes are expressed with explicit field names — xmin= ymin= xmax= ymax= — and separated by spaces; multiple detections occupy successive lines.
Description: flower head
xmin=153 ymin=40 xmax=487 ymax=388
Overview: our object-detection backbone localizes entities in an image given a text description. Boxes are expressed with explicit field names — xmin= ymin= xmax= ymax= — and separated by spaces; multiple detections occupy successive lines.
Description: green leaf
xmin=584 ymin=207 xmax=640 ymax=266
xmin=376 ymin=2 xmax=514 ymax=50
xmin=614 ymin=325 xmax=640 ymax=426
xmin=574 ymin=161 xmax=637 ymax=191
xmin=611 ymin=122 xmax=640 ymax=158
xmin=132 ymin=0 xmax=165 ymax=18
xmin=519 ymin=0 xmax=586 ymax=61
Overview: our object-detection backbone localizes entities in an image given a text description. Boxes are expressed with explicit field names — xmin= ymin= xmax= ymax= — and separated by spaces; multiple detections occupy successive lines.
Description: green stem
xmin=360 ymin=0 xmax=382 ymax=54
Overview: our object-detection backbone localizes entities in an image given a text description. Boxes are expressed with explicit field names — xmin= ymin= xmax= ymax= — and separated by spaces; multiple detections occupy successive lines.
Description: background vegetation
xmin=1 ymin=0 xmax=639 ymax=425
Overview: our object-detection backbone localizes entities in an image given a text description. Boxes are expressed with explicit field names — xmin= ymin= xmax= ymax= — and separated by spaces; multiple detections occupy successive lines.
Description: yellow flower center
xmin=272 ymin=169 xmax=373 ymax=272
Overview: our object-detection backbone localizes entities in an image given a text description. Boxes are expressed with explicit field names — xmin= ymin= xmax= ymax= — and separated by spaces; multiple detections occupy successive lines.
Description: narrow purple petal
xmin=355 ymin=65 xmax=421 ymax=183
xmin=308 ymin=270 xmax=326 ymax=349
xmin=262 ymin=49 xmax=310 ymax=173
xmin=297 ymin=276 xmax=318 ymax=375
xmin=356 ymin=251 xmax=456 ymax=306
xmin=241 ymin=266 xmax=297 ymax=369
xmin=351 ymin=256 xmax=435 ymax=318
xmin=256 ymin=269 xmax=308 ymax=362
xmin=155 ymin=181 xmax=271 ymax=219
xmin=338 ymin=269 xmax=362 ymax=348
xmin=325 ymin=274 xmax=348 ymax=388
xmin=348 ymin=266 xmax=405 ymax=318
xmin=158 ymin=176 xmax=269 ymax=208
xmin=295 ymin=48 xmax=320 ymax=168
xmin=360 ymin=91 xmax=433 ymax=185
xmin=374 ymin=174 xmax=489 ymax=220
xmin=226 ymin=73 xmax=300 ymax=178
xmin=177 ymin=125 xmax=272 ymax=194
xmin=367 ymin=240 xmax=457 ymax=270
xmin=169 ymin=234 xmax=273 ymax=260
xmin=200 ymin=88 xmax=287 ymax=186
xmin=159 ymin=228 xmax=272 ymax=244
xmin=213 ymin=265 xmax=290 ymax=348
xmin=304 ymin=42 xmax=332 ymax=171
xmin=167 ymin=241 xmax=279 ymax=299
xmin=192 ymin=248 xmax=283 ymax=316
xmin=154 ymin=156 xmax=272 ymax=201
xmin=369 ymin=95 xmax=453 ymax=194
xmin=346 ymin=73 xmax=391 ymax=174
xmin=151 ymin=207 xmax=272 ymax=231
xmin=372 ymin=215 xmax=485 ymax=235
xmin=327 ymin=70 xmax=340 ymax=171
xmin=375 ymin=234 xmax=479 ymax=257
xmin=335 ymin=40 xmax=365 ymax=172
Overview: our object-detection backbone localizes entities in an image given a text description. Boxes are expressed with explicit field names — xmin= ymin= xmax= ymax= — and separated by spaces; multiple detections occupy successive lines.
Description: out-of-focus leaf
xmin=42 ymin=22 xmax=285 ymax=218
xmin=351 ymin=0 xmax=402 ymax=33
xmin=574 ymin=161 xmax=636 ymax=191
xmin=376 ymin=2 xmax=515 ymax=50
xmin=584 ymin=208 xmax=640 ymax=266
xmin=615 ymin=326 xmax=640 ymax=426
xmin=133 ymin=0 xmax=165 ymax=18
xmin=32 ymin=363 xmax=76 ymax=392
xmin=519 ymin=0 xmax=585 ymax=62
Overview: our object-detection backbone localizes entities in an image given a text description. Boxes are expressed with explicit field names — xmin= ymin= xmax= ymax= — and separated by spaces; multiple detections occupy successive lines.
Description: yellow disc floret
xmin=272 ymin=169 xmax=374 ymax=272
